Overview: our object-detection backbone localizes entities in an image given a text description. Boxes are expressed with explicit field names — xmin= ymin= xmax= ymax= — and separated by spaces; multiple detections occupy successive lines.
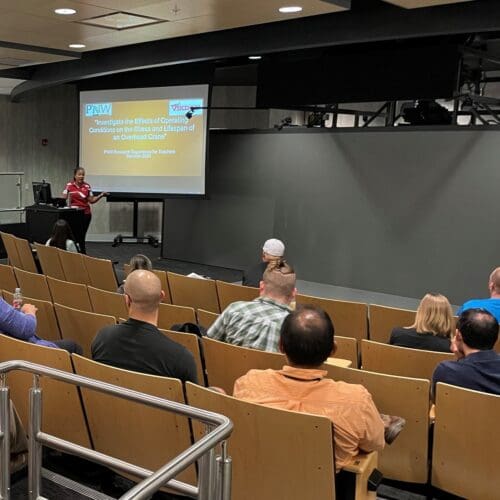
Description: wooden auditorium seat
xmin=215 ymin=280 xmax=259 ymax=310
xmin=334 ymin=335 xmax=359 ymax=369
xmin=159 ymin=329 xmax=206 ymax=386
xmin=296 ymin=293 xmax=368 ymax=341
xmin=432 ymin=383 xmax=500 ymax=500
xmin=13 ymin=236 xmax=38 ymax=273
xmin=0 ymin=263 xmax=18 ymax=293
xmin=33 ymin=243 xmax=66 ymax=280
xmin=4 ymin=291 xmax=61 ymax=342
xmin=13 ymin=267 xmax=52 ymax=302
xmin=202 ymin=337 xmax=350 ymax=395
xmin=361 ymin=340 xmax=454 ymax=380
xmin=167 ymin=272 xmax=220 ymax=313
xmin=196 ymin=308 xmax=219 ymax=329
xmin=58 ymin=248 xmax=90 ymax=285
xmin=368 ymin=304 xmax=416 ymax=344
xmin=187 ymin=382 xmax=378 ymax=500
xmin=72 ymin=354 xmax=196 ymax=485
xmin=325 ymin=364 xmax=431 ymax=484
xmin=47 ymin=276 xmax=92 ymax=312
xmin=157 ymin=302 xmax=197 ymax=330
xmin=87 ymin=285 xmax=128 ymax=320
xmin=54 ymin=303 xmax=115 ymax=357
xmin=0 ymin=232 xmax=23 ymax=269
xmin=0 ymin=333 xmax=91 ymax=448
xmin=83 ymin=254 xmax=118 ymax=292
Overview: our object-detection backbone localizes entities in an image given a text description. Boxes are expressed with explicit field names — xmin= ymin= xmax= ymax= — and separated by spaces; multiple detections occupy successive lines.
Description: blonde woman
xmin=389 ymin=293 xmax=453 ymax=352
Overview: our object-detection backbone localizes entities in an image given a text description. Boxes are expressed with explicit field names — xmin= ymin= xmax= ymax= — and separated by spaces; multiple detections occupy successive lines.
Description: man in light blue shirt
xmin=457 ymin=267 xmax=500 ymax=322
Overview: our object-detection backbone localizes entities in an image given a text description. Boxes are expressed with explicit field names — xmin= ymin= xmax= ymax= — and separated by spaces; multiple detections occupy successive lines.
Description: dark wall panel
xmin=163 ymin=129 xmax=500 ymax=304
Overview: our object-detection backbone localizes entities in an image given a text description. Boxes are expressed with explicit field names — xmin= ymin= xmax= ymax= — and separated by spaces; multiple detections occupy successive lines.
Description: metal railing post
xmin=198 ymin=424 xmax=218 ymax=500
xmin=0 ymin=374 xmax=10 ymax=500
xmin=217 ymin=441 xmax=232 ymax=500
xmin=28 ymin=376 xmax=42 ymax=500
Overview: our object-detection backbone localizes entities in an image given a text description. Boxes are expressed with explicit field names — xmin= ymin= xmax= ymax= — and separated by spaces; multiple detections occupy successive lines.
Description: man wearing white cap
xmin=242 ymin=238 xmax=285 ymax=288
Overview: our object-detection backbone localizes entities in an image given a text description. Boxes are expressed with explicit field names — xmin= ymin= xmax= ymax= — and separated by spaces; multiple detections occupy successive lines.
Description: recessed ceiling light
xmin=69 ymin=43 xmax=86 ymax=49
xmin=55 ymin=8 xmax=76 ymax=15
xmin=248 ymin=56 xmax=262 ymax=60
xmin=279 ymin=6 xmax=303 ymax=13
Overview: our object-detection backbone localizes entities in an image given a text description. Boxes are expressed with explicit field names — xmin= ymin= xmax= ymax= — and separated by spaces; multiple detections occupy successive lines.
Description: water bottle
xmin=13 ymin=288 xmax=23 ymax=310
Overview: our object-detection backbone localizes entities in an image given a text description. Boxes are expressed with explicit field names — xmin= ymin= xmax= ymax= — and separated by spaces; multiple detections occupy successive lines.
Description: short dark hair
xmin=457 ymin=308 xmax=499 ymax=350
xmin=280 ymin=305 xmax=334 ymax=367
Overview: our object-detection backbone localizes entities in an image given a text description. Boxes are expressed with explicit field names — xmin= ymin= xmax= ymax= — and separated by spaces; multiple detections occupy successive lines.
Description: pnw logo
xmin=85 ymin=103 xmax=113 ymax=117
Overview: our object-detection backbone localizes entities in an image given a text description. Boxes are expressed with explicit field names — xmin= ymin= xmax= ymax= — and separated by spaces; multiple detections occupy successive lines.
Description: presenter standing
xmin=62 ymin=167 xmax=108 ymax=254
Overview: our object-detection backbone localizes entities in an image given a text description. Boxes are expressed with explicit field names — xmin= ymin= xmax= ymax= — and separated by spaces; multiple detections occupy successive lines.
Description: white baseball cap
xmin=262 ymin=238 xmax=285 ymax=257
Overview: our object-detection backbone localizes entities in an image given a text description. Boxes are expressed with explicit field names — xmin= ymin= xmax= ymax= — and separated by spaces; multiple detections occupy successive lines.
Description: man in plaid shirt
xmin=207 ymin=261 xmax=296 ymax=352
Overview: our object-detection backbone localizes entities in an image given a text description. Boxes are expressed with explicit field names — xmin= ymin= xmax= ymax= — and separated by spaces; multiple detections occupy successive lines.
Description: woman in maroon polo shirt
xmin=62 ymin=167 xmax=108 ymax=254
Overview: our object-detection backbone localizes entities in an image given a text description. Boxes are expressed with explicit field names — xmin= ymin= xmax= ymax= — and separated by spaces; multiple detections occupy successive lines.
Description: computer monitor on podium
xmin=32 ymin=181 xmax=52 ymax=205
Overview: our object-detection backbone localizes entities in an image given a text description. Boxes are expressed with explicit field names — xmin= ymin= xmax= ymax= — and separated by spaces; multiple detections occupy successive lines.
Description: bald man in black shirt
xmin=92 ymin=270 xmax=197 ymax=383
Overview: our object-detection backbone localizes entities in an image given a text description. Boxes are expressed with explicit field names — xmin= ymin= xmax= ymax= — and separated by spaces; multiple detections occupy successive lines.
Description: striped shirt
xmin=207 ymin=296 xmax=292 ymax=352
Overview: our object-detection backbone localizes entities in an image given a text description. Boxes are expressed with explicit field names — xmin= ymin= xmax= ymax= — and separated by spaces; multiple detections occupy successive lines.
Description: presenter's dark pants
xmin=80 ymin=213 xmax=92 ymax=254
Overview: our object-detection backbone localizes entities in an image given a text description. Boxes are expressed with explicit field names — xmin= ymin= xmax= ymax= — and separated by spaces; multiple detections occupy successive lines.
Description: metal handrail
xmin=0 ymin=360 xmax=233 ymax=500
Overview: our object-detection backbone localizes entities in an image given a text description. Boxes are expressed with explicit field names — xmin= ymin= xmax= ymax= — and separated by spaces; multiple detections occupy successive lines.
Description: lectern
xmin=25 ymin=205 xmax=85 ymax=250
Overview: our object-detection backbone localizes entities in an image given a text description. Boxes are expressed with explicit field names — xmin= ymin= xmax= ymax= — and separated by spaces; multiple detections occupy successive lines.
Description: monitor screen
xmin=32 ymin=182 xmax=52 ymax=204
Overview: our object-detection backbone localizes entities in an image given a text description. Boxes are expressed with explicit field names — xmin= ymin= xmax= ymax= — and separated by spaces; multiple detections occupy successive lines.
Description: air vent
xmin=78 ymin=12 xmax=166 ymax=30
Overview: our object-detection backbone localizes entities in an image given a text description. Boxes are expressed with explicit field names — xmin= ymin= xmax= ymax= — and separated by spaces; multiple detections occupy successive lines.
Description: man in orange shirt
xmin=233 ymin=305 xmax=385 ymax=471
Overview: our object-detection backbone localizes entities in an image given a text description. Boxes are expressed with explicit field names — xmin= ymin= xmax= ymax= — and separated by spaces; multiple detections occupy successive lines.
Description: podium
xmin=25 ymin=205 xmax=85 ymax=249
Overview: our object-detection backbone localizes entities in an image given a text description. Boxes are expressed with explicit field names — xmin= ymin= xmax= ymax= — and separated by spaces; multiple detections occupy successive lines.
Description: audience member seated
xmin=389 ymin=293 xmax=452 ymax=352
xmin=92 ymin=270 xmax=197 ymax=383
xmin=208 ymin=260 xmax=296 ymax=352
xmin=46 ymin=219 xmax=79 ymax=253
xmin=457 ymin=267 xmax=500 ymax=321
xmin=233 ymin=305 xmax=385 ymax=471
xmin=117 ymin=254 xmax=153 ymax=294
xmin=0 ymin=298 xmax=82 ymax=354
xmin=242 ymin=238 xmax=285 ymax=288
xmin=432 ymin=308 xmax=500 ymax=396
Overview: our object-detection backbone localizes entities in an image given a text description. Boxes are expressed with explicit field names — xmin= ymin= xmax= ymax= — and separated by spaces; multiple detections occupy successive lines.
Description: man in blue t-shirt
xmin=432 ymin=308 xmax=500 ymax=397
xmin=457 ymin=267 xmax=500 ymax=322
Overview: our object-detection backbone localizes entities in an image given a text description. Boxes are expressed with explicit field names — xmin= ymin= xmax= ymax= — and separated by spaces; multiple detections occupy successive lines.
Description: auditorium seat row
xmin=0 ymin=331 xmax=497 ymax=499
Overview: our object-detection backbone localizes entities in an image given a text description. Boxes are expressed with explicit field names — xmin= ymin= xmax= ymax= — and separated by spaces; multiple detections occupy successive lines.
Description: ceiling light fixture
xmin=55 ymin=8 xmax=76 ymax=15
xmin=69 ymin=43 xmax=86 ymax=49
xmin=248 ymin=56 xmax=262 ymax=60
xmin=279 ymin=6 xmax=303 ymax=13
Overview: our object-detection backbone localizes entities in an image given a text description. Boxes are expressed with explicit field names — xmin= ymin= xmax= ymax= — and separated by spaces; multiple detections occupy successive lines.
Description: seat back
xmin=334 ymin=336 xmax=359 ymax=368
xmin=13 ymin=267 xmax=52 ymax=302
xmin=0 ymin=333 xmax=91 ymax=447
xmin=167 ymin=272 xmax=220 ymax=313
xmin=13 ymin=236 xmax=38 ymax=273
xmin=186 ymin=382 xmax=335 ymax=500
xmin=83 ymin=255 xmax=118 ymax=292
xmin=58 ymin=249 xmax=90 ymax=285
xmin=88 ymin=286 xmax=128 ymax=320
xmin=326 ymin=364 xmax=430 ymax=484
xmin=296 ymin=293 xmax=368 ymax=341
xmin=361 ymin=340 xmax=454 ymax=380
xmin=0 ymin=264 xmax=18 ymax=293
xmin=4 ymin=291 xmax=61 ymax=342
xmin=72 ymin=355 xmax=195 ymax=484
xmin=47 ymin=276 xmax=92 ymax=312
xmin=54 ymin=303 xmax=115 ymax=357
xmin=202 ymin=337 xmax=286 ymax=394
xmin=432 ymin=383 xmax=500 ymax=500
xmin=216 ymin=280 xmax=260 ymax=310
xmin=196 ymin=309 xmax=219 ymax=329
xmin=33 ymin=243 xmax=66 ymax=280
xmin=159 ymin=329 xmax=206 ymax=386
xmin=157 ymin=303 xmax=196 ymax=330
xmin=369 ymin=304 xmax=416 ymax=343
xmin=0 ymin=232 xmax=22 ymax=268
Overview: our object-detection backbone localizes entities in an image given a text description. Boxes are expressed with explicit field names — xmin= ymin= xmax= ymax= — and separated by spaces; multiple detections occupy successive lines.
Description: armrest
xmin=342 ymin=451 xmax=379 ymax=500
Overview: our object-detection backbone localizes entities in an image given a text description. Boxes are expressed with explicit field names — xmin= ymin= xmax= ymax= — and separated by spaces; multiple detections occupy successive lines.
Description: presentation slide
xmin=79 ymin=84 xmax=209 ymax=195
